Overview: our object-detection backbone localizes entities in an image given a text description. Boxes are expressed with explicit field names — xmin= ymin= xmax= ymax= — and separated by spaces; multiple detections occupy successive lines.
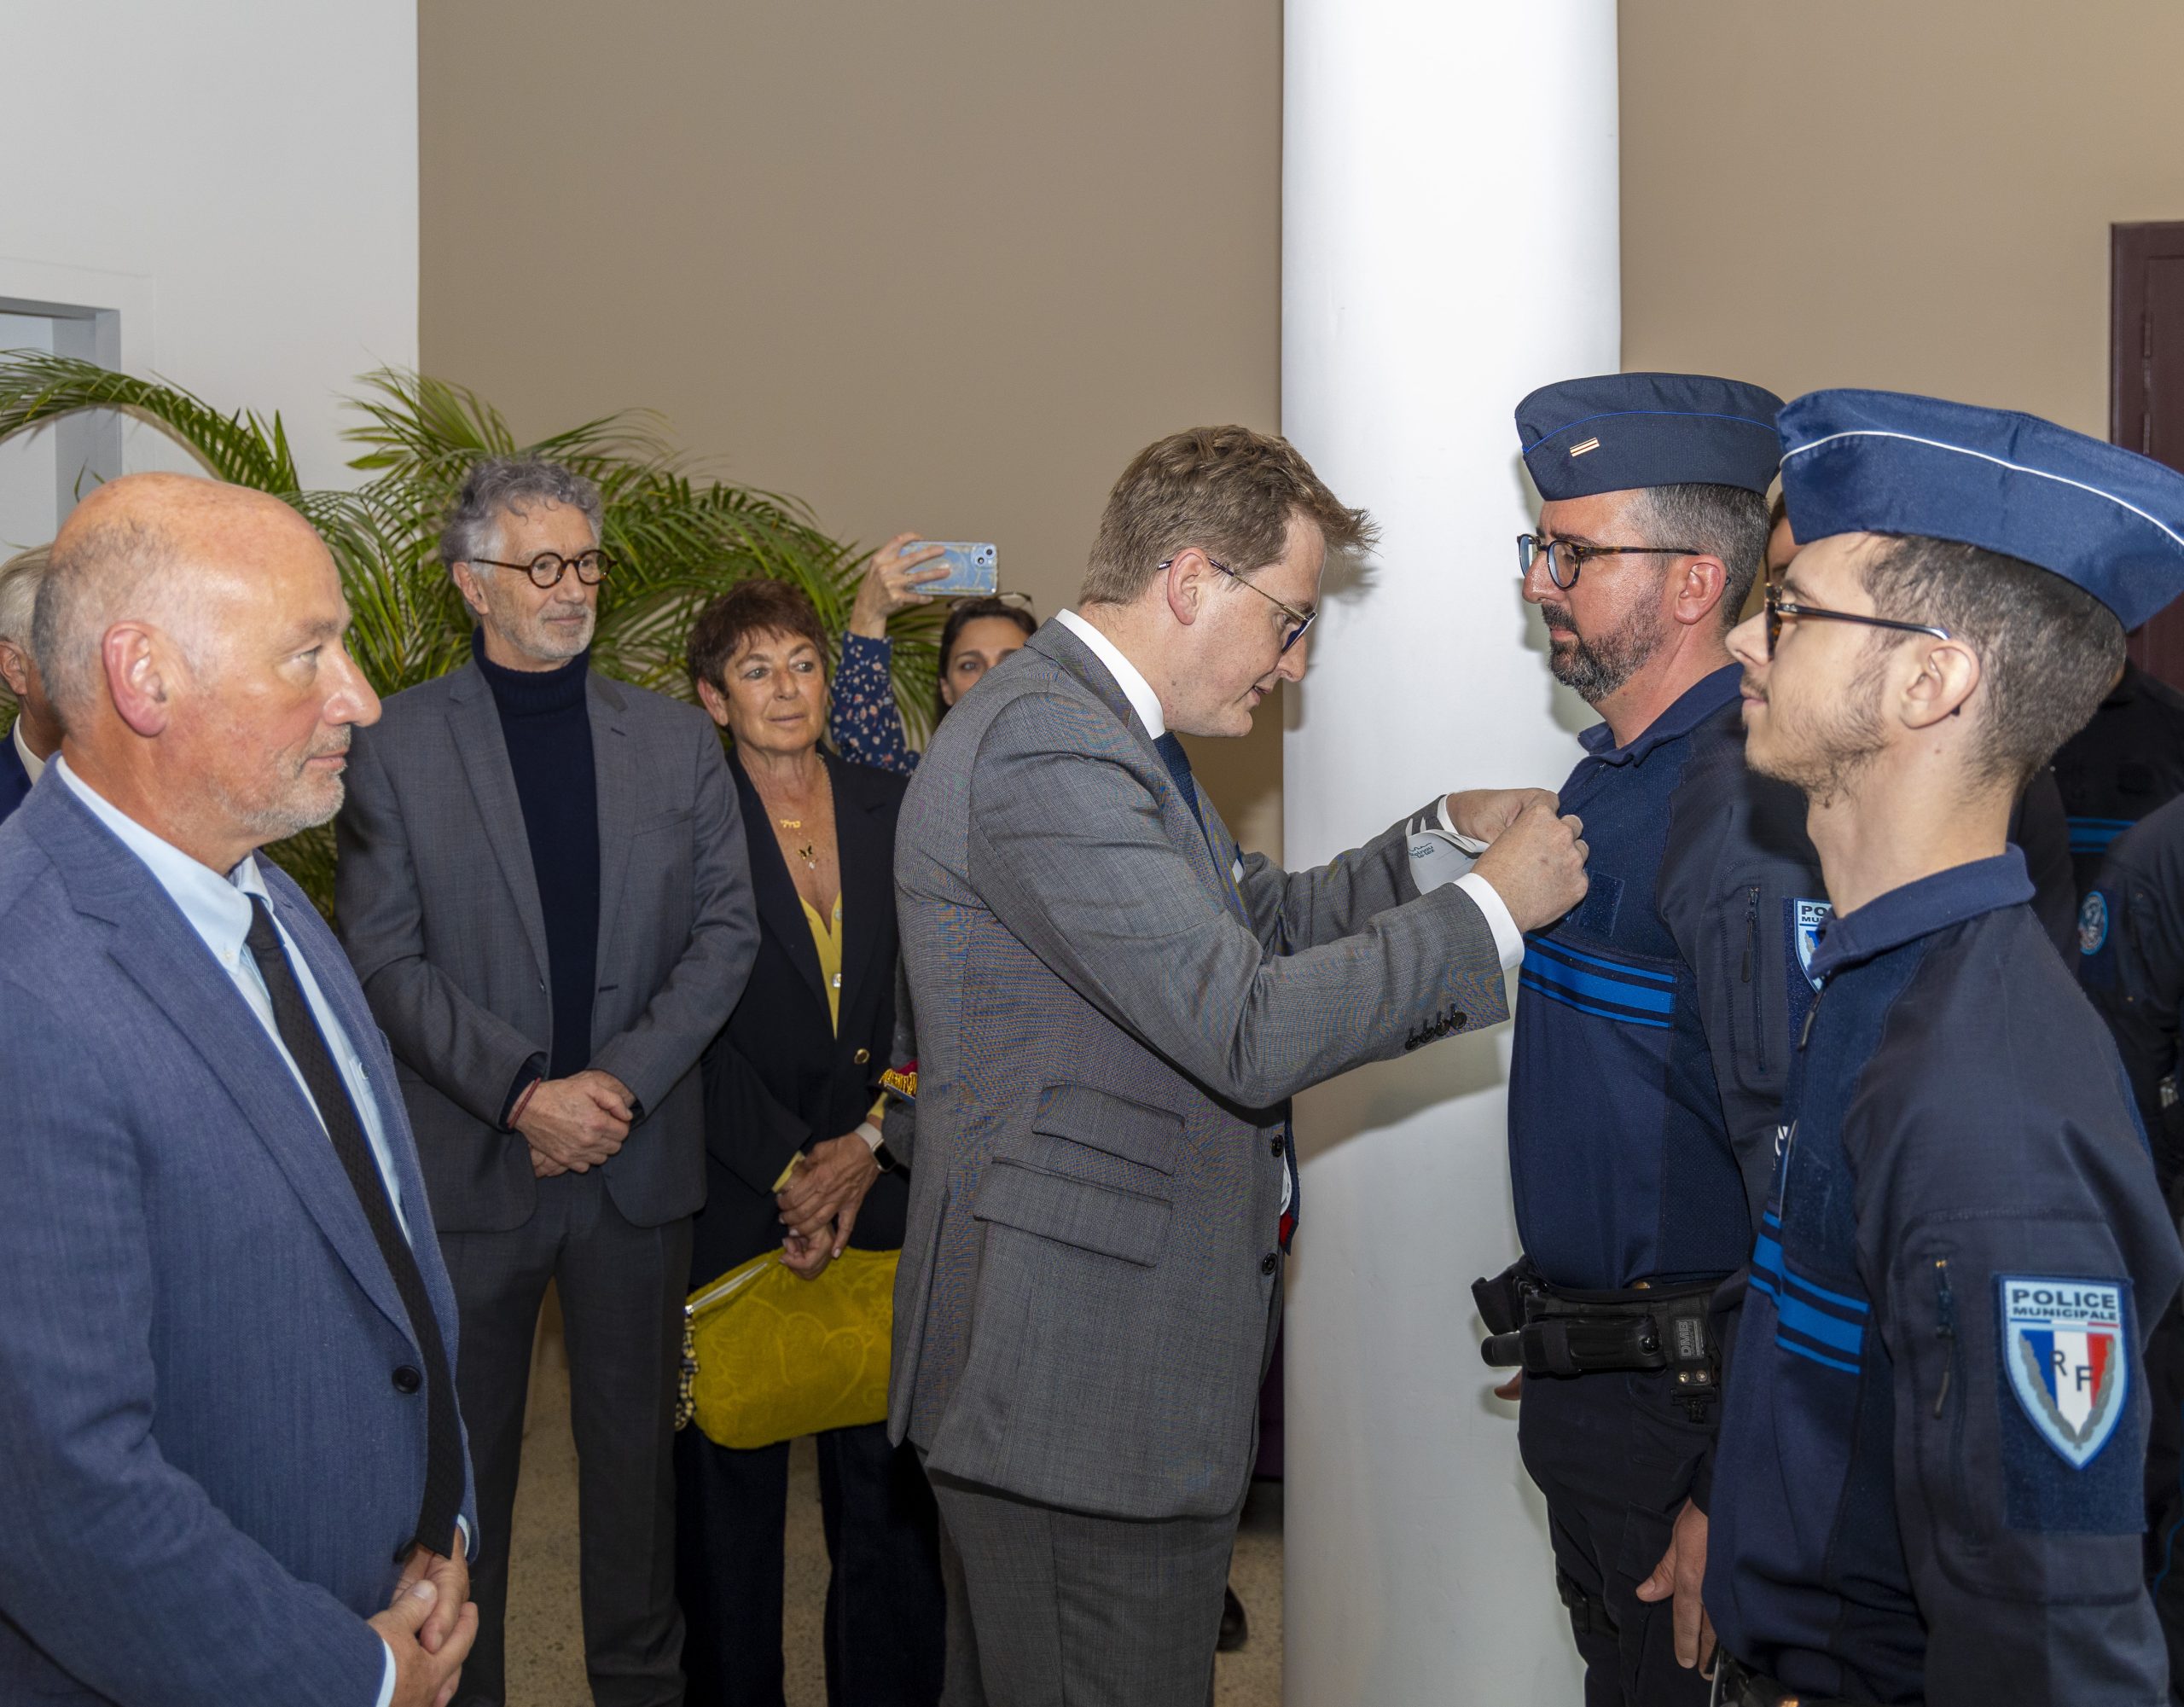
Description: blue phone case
xmin=909 ymin=541 xmax=998 ymax=596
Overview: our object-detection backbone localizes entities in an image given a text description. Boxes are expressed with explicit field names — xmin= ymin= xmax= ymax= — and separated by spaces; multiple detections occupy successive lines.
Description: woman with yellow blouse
xmin=677 ymin=580 xmax=942 ymax=1706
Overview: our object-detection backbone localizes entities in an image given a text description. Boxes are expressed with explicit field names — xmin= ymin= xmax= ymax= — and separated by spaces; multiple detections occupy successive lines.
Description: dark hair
xmin=1861 ymin=535 xmax=2124 ymax=788
xmin=935 ymin=596 xmax=1037 ymax=721
xmin=685 ymin=578 xmax=829 ymax=694
xmin=1081 ymin=425 xmax=1377 ymax=605
xmin=1638 ymin=483 xmax=1773 ymax=629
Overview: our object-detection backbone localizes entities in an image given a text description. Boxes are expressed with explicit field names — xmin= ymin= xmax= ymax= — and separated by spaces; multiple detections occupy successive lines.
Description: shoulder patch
xmin=2000 ymin=1276 xmax=2129 ymax=1468
xmin=1791 ymin=898 xmax=1830 ymax=992
xmin=2078 ymin=890 xmax=2110 ymax=956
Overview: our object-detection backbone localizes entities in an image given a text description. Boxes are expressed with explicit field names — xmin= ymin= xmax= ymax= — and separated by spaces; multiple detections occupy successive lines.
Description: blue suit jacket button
xmin=392 ymin=1365 xmax=423 ymax=1395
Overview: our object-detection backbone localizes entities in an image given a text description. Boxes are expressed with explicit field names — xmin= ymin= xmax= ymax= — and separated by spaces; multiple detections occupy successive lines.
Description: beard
xmin=1745 ymin=657 xmax=1891 ymax=807
xmin=1542 ymin=601 xmax=1666 ymax=705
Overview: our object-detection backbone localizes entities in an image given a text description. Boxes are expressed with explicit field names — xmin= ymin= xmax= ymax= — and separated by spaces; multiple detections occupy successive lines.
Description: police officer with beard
xmin=1475 ymin=374 xmax=1827 ymax=1704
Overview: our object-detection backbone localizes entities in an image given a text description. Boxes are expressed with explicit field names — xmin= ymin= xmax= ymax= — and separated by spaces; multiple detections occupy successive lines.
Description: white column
xmin=1281 ymin=5 xmax=1620 ymax=1703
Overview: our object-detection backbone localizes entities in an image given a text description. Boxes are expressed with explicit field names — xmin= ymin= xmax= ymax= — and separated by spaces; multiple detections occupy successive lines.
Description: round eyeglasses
xmin=470 ymin=549 xmax=615 ymax=589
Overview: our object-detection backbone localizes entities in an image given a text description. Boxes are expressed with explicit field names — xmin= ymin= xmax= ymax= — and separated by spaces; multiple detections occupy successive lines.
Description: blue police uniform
xmin=2081 ymin=793 xmax=2184 ymax=1703
xmin=1497 ymin=374 xmax=1828 ymax=1705
xmin=1705 ymin=388 xmax=2184 ymax=1707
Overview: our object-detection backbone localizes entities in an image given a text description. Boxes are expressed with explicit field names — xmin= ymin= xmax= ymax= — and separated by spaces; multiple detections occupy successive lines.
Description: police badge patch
xmin=2078 ymin=890 xmax=2110 ymax=957
xmin=2001 ymin=1276 xmax=2129 ymax=1469
xmin=1792 ymin=899 xmax=1830 ymax=991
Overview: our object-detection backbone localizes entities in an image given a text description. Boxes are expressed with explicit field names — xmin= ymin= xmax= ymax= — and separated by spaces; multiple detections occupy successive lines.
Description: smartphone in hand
xmin=905 ymin=542 xmax=997 ymax=596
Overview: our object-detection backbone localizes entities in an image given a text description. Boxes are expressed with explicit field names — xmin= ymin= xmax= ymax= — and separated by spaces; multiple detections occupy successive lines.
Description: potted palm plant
xmin=0 ymin=352 xmax=940 ymax=912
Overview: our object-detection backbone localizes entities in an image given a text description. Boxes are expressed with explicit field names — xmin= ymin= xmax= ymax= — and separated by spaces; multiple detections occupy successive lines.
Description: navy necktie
xmin=1153 ymin=733 xmax=1209 ymax=850
xmin=243 ymin=897 xmax=465 ymax=1559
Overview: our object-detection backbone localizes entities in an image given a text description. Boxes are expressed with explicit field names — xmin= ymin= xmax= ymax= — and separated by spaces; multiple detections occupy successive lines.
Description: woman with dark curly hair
xmin=677 ymin=577 xmax=944 ymax=1707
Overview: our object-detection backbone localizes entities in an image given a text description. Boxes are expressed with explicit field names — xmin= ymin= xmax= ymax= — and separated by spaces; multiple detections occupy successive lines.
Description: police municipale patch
xmin=1792 ymin=898 xmax=1830 ymax=991
xmin=2001 ymin=1276 xmax=2129 ymax=1469
xmin=2078 ymin=891 xmax=2110 ymax=957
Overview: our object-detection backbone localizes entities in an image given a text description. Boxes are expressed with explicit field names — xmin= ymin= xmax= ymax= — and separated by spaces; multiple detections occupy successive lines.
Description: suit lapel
xmin=446 ymin=664 xmax=549 ymax=984
xmin=832 ymin=757 xmax=892 ymax=1016
xmin=730 ymin=751 xmax=829 ymax=1017
xmin=1031 ymin=622 xmax=1246 ymax=919
xmin=590 ymin=673 xmax=637 ymax=979
xmin=33 ymin=789 xmax=415 ymax=1344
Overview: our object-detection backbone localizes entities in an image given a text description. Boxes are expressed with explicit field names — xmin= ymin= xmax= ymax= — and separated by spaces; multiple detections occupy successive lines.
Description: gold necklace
xmin=777 ymin=816 xmax=802 ymax=830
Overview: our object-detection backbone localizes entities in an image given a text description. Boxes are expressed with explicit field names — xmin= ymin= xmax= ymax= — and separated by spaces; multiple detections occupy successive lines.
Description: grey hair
xmin=0 ymin=543 xmax=49 ymax=647
xmin=32 ymin=517 xmax=188 ymax=728
xmin=439 ymin=456 xmax=602 ymax=576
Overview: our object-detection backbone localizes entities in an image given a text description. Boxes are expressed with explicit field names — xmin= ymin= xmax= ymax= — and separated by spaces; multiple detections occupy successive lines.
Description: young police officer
xmin=1478 ymin=374 xmax=1827 ymax=1704
xmin=1705 ymin=388 xmax=2184 ymax=1706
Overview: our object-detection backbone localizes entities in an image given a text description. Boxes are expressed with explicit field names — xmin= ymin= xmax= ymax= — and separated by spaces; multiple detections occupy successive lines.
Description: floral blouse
xmin=829 ymin=631 xmax=916 ymax=775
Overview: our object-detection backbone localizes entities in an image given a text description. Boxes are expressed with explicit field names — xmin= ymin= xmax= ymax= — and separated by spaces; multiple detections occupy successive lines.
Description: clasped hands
xmin=370 ymin=1530 xmax=476 ymax=1707
xmin=518 ymin=1069 xmax=636 ymax=1177
xmin=1443 ymin=787 xmax=1590 ymax=932
xmin=775 ymin=1133 xmax=881 ymax=1280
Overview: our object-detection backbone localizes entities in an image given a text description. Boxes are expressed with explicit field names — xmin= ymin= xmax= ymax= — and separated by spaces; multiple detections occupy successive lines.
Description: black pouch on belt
xmin=1478 ymin=1272 xmax=1723 ymax=1416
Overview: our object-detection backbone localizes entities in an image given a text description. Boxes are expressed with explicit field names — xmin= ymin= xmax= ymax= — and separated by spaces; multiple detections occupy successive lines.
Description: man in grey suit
xmin=338 ymin=459 xmax=758 ymax=1706
xmin=0 ymin=473 xmax=476 ymax=1705
xmin=892 ymin=426 xmax=1589 ymax=1704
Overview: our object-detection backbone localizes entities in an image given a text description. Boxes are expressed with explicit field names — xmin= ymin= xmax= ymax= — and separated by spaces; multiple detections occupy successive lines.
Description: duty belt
xmin=1472 ymin=1257 xmax=1723 ymax=1420
xmin=1711 ymin=1652 xmax=1885 ymax=1707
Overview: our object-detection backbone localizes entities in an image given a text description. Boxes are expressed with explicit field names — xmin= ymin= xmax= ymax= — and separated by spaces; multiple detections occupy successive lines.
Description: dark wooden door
xmin=2112 ymin=222 xmax=2184 ymax=688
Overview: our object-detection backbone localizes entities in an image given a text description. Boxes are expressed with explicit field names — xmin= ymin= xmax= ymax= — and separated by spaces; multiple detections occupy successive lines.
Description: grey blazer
xmin=335 ymin=659 xmax=758 ymax=1234
xmin=889 ymin=619 xmax=1508 ymax=1521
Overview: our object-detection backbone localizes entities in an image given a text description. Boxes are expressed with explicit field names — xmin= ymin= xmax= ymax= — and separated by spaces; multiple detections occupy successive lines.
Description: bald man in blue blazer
xmin=0 ymin=476 xmax=477 ymax=1706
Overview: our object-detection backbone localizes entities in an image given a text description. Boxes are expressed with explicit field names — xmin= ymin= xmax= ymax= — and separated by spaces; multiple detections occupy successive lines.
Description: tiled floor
xmin=503 ymin=1321 xmax=1284 ymax=1705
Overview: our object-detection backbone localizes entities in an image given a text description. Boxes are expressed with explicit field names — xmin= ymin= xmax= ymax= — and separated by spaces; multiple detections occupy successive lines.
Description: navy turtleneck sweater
xmin=473 ymin=626 xmax=600 ymax=1082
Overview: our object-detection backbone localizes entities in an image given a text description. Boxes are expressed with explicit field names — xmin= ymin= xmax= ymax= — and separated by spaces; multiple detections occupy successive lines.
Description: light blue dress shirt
xmin=55 ymin=760 xmax=423 ymax=1705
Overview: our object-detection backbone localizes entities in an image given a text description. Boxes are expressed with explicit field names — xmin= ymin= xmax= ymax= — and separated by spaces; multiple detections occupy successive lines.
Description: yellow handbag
xmin=677 ymin=1247 xmax=898 ymax=1450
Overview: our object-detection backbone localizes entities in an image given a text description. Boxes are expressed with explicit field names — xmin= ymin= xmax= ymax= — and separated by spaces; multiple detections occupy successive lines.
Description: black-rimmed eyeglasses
xmin=469 ymin=549 xmax=615 ymax=589
xmin=1517 ymin=533 xmax=1701 ymax=591
xmin=1159 ymin=554 xmax=1316 ymax=653
xmin=1763 ymin=584 xmax=1952 ymax=658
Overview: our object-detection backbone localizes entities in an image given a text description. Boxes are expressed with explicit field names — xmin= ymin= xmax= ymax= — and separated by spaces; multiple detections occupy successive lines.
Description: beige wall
xmin=420 ymin=0 xmax=1286 ymax=852
xmin=1619 ymin=0 xmax=2184 ymax=436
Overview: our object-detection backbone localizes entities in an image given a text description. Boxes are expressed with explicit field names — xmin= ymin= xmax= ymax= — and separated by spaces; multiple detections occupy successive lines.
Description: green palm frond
xmin=0 ymin=350 xmax=300 ymax=491
xmin=0 ymin=351 xmax=942 ymax=909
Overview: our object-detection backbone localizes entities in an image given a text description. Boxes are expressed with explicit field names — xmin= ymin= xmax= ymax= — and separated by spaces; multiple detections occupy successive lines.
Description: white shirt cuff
xmin=1433 ymin=794 xmax=1490 ymax=854
xmin=1455 ymin=871 xmax=1526 ymax=971
xmin=375 ymin=1640 xmax=397 ymax=1707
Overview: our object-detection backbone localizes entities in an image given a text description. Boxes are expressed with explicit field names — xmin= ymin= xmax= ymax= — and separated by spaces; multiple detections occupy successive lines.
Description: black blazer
xmin=691 ymin=749 xmax=909 ymax=1287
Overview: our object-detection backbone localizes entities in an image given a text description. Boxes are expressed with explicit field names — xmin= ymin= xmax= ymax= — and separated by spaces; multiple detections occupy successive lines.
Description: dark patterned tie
xmin=1153 ymin=732 xmax=1208 ymax=847
xmin=243 ymin=896 xmax=465 ymax=1559
xmin=1152 ymin=733 xmax=1298 ymax=1250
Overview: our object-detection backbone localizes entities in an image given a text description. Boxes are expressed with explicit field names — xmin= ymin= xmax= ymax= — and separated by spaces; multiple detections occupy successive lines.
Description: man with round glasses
xmin=336 ymin=456 xmax=759 ymax=1706
xmin=1484 ymin=372 xmax=1827 ymax=1704
xmin=1702 ymin=389 xmax=2184 ymax=1706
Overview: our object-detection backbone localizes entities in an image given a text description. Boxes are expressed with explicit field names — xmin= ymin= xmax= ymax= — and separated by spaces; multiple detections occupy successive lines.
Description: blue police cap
xmin=1516 ymin=372 xmax=1785 ymax=502
xmin=1778 ymin=389 xmax=2184 ymax=632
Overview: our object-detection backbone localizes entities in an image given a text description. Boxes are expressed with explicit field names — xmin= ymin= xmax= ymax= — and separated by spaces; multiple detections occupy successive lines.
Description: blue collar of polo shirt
xmin=1806 ymin=848 xmax=2034 ymax=983
xmin=1577 ymin=663 xmax=1744 ymax=767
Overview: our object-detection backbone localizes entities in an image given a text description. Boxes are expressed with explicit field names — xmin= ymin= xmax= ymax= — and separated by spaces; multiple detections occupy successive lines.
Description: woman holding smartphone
xmin=828 ymin=533 xmax=1037 ymax=773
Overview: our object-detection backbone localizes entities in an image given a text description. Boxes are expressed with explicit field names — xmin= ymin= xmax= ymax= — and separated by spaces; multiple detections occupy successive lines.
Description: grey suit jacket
xmin=336 ymin=659 xmax=758 ymax=1233
xmin=889 ymin=619 xmax=1508 ymax=1521
xmin=0 ymin=777 xmax=475 ymax=1706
